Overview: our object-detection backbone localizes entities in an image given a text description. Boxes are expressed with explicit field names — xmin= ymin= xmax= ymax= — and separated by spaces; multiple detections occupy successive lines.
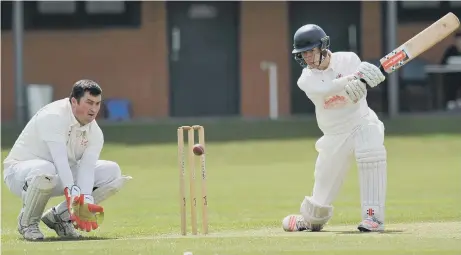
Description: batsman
xmin=282 ymin=24 xmax=387 ymax=232
xmin=3 ymin=79 xmax=132 ymax=240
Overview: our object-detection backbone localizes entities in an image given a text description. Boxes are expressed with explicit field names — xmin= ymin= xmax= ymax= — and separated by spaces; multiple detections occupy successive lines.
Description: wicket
xmin=177 ymin=125 xmax=208 ymax=235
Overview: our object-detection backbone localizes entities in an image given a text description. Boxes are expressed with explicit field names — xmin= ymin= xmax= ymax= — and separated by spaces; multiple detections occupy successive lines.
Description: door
xmin=289 ymin=1 xmax=361 ymax=115
xmin=167 ymin=2 xmax=240 ymax=117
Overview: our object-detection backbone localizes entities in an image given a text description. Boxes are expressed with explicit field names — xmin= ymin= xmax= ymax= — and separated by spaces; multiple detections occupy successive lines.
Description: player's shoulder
xmin=88 ymin=120 xmax=104 ymax=140
xmin=34 ymin=98 xmax=71 ymax=122
xmin=89 ymin=120 xmax=103 ymax=133
xmin=297 ymin=67 xmax=315 ymax=80
xmin=331 ymin=51 xmax=361 ymax=62
xmin=296 ymin=68 xmax=313 ymax=89
xmin=331 ymin=51 xmax=362 ymax=71
xmin=38 ymin=98 xmax=69 ymax=114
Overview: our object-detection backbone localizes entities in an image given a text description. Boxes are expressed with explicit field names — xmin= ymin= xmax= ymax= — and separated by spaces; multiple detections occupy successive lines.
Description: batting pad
xmin=92 ymin=175 xmax=132 ymax=204
xmin=21 ymin=174 xmax=57 ymax=226
xmin=356 ymin=147 xmax=387 ymax=223
xmin=300 ymin=196 xmax=333 ymax=229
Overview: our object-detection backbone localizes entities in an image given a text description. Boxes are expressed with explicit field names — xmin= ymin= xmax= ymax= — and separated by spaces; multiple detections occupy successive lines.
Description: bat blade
xmin=379 ymin=12 xmax=460 ymax=74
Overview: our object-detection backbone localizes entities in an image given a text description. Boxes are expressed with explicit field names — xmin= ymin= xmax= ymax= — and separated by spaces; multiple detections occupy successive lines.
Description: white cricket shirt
xmin=3 ymin=98 xmax=104 ymax=192
xmin=297 ymin=51 xmax=375 ymax=135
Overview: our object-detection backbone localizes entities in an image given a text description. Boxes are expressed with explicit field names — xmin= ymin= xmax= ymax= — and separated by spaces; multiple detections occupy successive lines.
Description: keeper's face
xmin=71 ymin=91 xmax=101 ymax=125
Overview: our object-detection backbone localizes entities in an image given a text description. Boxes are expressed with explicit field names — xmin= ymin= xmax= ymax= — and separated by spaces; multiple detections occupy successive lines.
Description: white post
xmin=386 ymin=1 xmax=399 ymax=118
xmin=13 ymin=0 xmax=26 ymax=125
xmin=260 ymin=61 xmax=279 ymax=120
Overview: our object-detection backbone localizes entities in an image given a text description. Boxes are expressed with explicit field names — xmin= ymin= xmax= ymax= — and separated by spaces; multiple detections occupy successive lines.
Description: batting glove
xmin=344 ymin=78 xmax=367 ymax=103
xmin=354 ymin=62 xmax=385 ymax=88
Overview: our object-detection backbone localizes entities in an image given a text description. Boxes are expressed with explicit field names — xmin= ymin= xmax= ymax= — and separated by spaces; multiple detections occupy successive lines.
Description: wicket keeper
xmin=3 ymin=79 xmax=132 ymax=240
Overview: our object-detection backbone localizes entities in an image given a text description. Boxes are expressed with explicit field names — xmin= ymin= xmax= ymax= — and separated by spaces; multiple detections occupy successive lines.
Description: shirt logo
xmin=81 ymin=138 xmax=88 ymax=147
xmin=79 ymin=131 xmax=89 ymax=148
xmin=324 ymin=95 xmax=347 ymax=109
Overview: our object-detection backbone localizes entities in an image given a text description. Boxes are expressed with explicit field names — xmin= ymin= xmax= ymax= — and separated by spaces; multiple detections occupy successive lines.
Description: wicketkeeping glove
xmin=64 ymin=185 xmax=104 ymax=232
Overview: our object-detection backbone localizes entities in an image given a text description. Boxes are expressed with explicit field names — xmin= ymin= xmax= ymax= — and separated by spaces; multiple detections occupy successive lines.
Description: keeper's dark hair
xmin=69 ymin=79 xmax=102 ymax=103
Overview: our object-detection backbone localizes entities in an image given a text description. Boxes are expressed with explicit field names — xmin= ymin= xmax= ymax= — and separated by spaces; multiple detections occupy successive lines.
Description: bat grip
xmin=360 ymin=78 xmax=368 ymax=86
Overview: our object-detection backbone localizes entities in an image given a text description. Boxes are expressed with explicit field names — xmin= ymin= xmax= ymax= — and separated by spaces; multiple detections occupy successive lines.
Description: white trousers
xmin=311 ymin=114 xmax=385 ymax=206
xmin=3 ymin=159 xmax=121 ymax=198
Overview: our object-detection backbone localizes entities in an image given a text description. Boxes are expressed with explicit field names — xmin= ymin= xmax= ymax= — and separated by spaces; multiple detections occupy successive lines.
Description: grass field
xmin=1 ymin=117 xmax=460 ymax=254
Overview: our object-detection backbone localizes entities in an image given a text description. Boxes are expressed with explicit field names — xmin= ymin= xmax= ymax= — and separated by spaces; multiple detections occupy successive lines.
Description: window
xmin=2 ymin=1 xmax=141 ymax=31
xmin=38 ymin=1 xmax=76 ymax=14
xmin=449 ymin=0 xmax=461 ymax=8
xmin=398 ymin=1 xmax=461 ymax=23
xmin=400 ymin=1 xmax=440 ymax=9
xmin=85 ymin=1 xmax=125 ymax=14
xmin=1 ymin=1 xmax=13 ymax=30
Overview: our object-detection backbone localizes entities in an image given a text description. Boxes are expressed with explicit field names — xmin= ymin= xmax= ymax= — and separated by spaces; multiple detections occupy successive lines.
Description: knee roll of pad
xmin=356 ymin=147 xmax=386 ymax=163
xmin=300 ymin=196 xmax=333 ymax=228
xmin=92 ymin=175 xmax=132 ymax=204
xmin=26 ymin=174 xmax=57 ymax=192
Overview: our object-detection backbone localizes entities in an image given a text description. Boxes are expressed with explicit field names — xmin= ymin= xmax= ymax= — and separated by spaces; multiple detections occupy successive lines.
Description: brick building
xmin=2 ymin=1 xmax=460 ymax=121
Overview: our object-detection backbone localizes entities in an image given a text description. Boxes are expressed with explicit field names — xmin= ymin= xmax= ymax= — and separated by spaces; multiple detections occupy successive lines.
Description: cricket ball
xmin=192 ymin=144 xmax=205 ymax=156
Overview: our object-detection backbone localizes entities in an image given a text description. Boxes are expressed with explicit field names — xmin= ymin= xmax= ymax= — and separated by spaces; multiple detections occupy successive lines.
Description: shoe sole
xmin=357 ymin=226 xmax=384 ymax=232
xmin=24 ymin=237 xmax=44 ymax=241
xmin=358 ymin=226 xmax=370 ymax=232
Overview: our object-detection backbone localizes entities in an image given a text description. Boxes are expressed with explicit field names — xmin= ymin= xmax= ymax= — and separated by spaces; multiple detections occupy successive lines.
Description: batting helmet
xmin=292 ymin=24 xmax=330 ymax=67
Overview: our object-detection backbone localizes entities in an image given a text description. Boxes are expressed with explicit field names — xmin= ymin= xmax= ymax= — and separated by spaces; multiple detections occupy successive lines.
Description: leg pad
xmin=300 ymin=196 xmax=333 ymax=231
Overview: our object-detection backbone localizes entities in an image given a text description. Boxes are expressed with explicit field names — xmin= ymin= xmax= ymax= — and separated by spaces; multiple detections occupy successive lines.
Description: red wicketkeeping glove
xmin=64 ymin=185 xmax=104 ymax=232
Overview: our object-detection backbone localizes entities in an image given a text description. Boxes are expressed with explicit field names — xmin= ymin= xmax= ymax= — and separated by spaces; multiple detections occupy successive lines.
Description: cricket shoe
xmin=357 ymin=216 xmax=384 ymax=232
xmin=282 ymin=214 xmax=324 ymax=232
xmin=17 ymin=210 xmax=44 ymax=241
xmin=41 ymin=207 xmax=82 ymax=238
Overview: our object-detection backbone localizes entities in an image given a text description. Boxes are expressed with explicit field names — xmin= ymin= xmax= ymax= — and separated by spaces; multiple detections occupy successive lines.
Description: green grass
xmin=1 ymin=118 xmax=461 ymax=254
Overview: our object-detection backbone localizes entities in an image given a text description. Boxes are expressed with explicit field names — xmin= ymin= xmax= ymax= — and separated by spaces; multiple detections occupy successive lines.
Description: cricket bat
xmin=377 ymin=12 xmax=460 ymax=74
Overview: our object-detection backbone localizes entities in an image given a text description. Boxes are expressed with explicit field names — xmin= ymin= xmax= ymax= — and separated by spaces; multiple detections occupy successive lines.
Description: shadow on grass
xmin=23 ymin=236 xmax=116 ymax=242
xmin=332 ymin=229 xmax=406 ymax=235
xmin=2 ymin=115 xmax=460 ymax=149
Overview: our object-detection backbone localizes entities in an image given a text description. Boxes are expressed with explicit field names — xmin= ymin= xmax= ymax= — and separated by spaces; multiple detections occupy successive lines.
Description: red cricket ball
xmin=193 ymin=144 xmax=205 ymax=156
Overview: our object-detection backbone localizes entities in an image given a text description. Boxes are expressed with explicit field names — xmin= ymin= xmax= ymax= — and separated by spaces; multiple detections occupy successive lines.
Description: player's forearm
xmin=332 ymin=75 xmax=354 ymax=87
xmin=76 ymin=152 xmax=98 ymax=194
xmin=46 ymin=141 xmax=74 ymax=189
xmin=328 ymin=75 xmax=355 ymax=96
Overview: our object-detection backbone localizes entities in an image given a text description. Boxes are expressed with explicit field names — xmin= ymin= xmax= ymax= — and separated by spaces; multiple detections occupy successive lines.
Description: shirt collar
xmin=326 ymin=51 xmax=338 ymax=71
xmin=67 ymin=99 xmax=90 ymax=132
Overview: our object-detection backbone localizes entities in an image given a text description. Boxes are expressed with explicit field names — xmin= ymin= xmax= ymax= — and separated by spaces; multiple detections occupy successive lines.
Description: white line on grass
xmin=115 ymin=221 xmax=461 ymax=240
